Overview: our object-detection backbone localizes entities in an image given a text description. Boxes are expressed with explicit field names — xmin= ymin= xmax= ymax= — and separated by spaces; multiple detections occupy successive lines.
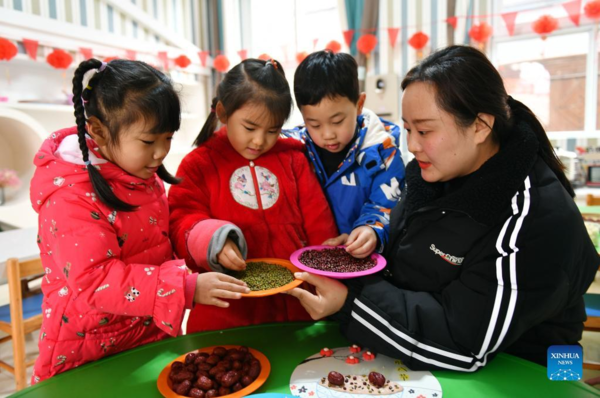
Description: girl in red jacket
xmin=168 ymin=59 xmax=338 ymax=333
xmin=31 ymin=59 xmax=248 ymax=383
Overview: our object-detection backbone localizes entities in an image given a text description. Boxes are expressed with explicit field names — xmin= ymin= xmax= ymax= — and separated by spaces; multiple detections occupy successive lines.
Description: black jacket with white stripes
xmin=334 ymin=121 xmax=598 ymax=370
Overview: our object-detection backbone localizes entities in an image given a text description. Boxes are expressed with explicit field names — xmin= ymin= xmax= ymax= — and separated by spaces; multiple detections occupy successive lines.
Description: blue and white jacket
xmin=285 ymin=109 xmax=406 ymax=251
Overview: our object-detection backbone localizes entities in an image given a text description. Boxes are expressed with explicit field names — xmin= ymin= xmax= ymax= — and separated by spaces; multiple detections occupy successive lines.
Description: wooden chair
xmin=587 ymin=194 xmax=600 ymax=206
xmin=0 ymin=258 xmax=44 ymax=390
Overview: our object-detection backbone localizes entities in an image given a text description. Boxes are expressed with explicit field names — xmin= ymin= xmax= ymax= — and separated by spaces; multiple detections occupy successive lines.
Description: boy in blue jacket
xmin=285 ymin=50 xmax=405 ymax=258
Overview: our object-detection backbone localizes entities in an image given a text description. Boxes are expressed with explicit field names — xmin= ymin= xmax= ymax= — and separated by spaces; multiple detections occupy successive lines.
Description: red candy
xmin=362 ymin=351 xmax=375 ymax=361
xmin=349 ymin=344 xmax=361 ymax=353
xmin=345 ymin=355 xmax=359 ymax=364
xmin=320 ymin=347 xmax=333 ymax=357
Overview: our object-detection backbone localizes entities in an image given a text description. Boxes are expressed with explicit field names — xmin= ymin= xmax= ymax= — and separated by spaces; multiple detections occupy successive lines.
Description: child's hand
xmin=218 ymin=238 xmax=247 ymax=271
xmin=322 ymin=233 xmax=349 ymax=247
xmin=194 ymin=273 xmax=249 ymax=307
xmin=345 ymin=226 xmax=377 ymax=258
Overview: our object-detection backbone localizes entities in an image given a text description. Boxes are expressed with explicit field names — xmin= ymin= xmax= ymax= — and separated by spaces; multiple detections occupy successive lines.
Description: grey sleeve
xmin=206 ymin=224 xmax=248 ymax=272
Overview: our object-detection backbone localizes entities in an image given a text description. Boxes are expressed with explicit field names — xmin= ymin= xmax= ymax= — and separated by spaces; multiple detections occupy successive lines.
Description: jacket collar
xmin=403 ymin=121 xmax=539 ymax=226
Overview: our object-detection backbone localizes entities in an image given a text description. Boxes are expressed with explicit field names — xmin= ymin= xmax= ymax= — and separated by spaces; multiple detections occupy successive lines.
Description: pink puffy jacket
xmin=30 ymin=127 xmax=195 ymax=383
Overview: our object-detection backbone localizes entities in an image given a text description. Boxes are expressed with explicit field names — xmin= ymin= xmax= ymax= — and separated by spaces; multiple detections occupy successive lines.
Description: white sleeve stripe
xmin=490 ymin=176 xmax=531 ymax=354
xmin=350 ymin=311 xmax=478 ymax=371
xmin=479 ymin=211 xmax=516 ymax=358
xmin=353 ymin=299 xmax=473 ymax=363
xmin=478 ymin=176 xmax=531 ymax=359
xmin=495 ymin=215 xmax=513 ymax=257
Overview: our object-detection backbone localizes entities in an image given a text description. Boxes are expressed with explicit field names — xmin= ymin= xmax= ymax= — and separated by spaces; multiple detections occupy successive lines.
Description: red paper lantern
xmin=357 ymin=34 xmax=377 ymax=55
xmin=174 ymin=55 xmax=191 ymax=68
xmin=258 ymin=53 xmax=271 ymax=61
xmin=469 ymin=22 xmax=493 ymax=43
xmin=0 ymin=38 xmax=18 ymax=61
xmin=532 ymin=15 xmax=558 ymax=39
xmin=296 ymin=51 xmax=309 ymax=64
xmin=325 ymin=40 xmax=342 ymax=53
xmin=408 ymin=32 xmax=429 ymax=50
xmin=585 ymin=0 xmax=600 ymax=20
xmin=213 ymin=54 xmax=230 ymax=73
xmin=46 ymin=49 xmax=73 ymax=69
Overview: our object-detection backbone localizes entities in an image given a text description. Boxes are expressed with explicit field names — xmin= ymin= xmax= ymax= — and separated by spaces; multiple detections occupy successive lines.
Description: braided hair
xmin=193 ymin=58 xmax=292 ymax=146
xmin=72 ymin=58 xmax=181 ymax=211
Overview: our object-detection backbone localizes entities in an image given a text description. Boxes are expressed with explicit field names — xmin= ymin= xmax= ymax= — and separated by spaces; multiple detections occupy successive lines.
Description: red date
xmin=327 ymin=371 xmax=345 ymax=386
xmin=169 ymin=346 xmax=259 ymax=396
xmin=368 ymin=371 xmax=386 ymax=388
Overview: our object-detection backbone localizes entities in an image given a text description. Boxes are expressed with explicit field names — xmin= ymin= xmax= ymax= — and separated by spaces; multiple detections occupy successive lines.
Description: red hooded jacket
xmin=30 ymin=127 xmax=195 ymax=383
xmin=169 ymin=127 xmax=338 ymax=332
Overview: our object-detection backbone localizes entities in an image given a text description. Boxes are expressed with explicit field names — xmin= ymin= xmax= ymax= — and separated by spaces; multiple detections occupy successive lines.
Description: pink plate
xmin=290 ymin=245 xmax=387 ymax=279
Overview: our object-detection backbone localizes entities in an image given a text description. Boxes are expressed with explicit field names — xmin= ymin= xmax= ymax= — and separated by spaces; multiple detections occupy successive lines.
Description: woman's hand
xmin=217 ymin=238 xmax=246 ymax=271
xmin=322 ymin=233 xmax=349 ymax=246
xmin=285 ymin=272 xmax=348 ymax=320
xmin=345 ymin=226 xmax=377 ymax=258
xmin=194 ymin=273 xmax=249 ymax=308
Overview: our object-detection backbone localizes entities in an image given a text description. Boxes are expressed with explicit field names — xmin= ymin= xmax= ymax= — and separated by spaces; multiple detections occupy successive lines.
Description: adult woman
xmin=287 ymin=45 xmax=598 ymax=370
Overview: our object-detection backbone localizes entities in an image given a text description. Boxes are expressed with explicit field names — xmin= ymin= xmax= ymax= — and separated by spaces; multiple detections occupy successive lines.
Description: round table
xmin=10 ymin=321 xmax=599 ymax=397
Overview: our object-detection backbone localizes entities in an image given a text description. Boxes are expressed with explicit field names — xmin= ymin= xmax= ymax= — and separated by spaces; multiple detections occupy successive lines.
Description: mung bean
xmin=230 ymin=261 xmax=294 ymax=291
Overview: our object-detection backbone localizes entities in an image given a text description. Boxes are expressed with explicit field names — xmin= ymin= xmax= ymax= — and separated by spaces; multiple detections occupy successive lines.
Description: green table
xmin=10 ymin=322 xmax=599 ymax=397
xmin=579 ymin=205 xmax=600 ymax=215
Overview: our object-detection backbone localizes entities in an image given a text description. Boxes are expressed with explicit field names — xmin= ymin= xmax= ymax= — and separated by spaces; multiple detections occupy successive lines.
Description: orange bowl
xmin=239 ymin=258 xmax=302 ymax=298
xmin=157 ymin=345 xmax=270 ymax=398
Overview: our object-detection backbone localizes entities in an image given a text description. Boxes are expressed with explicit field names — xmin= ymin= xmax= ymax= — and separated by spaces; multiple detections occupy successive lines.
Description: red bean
xmin=299 ymin=248 xmax=376 ymax=272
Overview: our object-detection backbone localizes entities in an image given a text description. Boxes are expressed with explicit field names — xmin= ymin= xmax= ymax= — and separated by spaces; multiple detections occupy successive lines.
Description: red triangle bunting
xmin=157 ymin=51 xmax=169 ymax=70
xmin=198 ymin=51 xmax=209 ymax=67
xmin=125 ymin=50 xmax=136 ymax=60
xmin=446 ymin=16 xmax=458 ymax=30
xmin=501 ymin=11 xmax=518 ymax=36
xmin=22 ymin=39 xmax=38 ymax=60
xmin=387 ymin=27 xmax=400 ymax=48
xmin=79 ymin=47 xmax=93 ymax=60
xmin=343 ymin=30 xmax=354 ymax=48
xmin=563 ymin=0 xmax=582 ymax=26
xmin=237 ymin=49 xmax=247 ymax=61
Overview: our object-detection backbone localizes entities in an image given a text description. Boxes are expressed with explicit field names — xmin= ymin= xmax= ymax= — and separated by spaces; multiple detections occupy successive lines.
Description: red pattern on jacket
xmin=30 ymin=127 xmax=191 ymax=383
xmin=169 ymin=127 xmax=338 ymax=332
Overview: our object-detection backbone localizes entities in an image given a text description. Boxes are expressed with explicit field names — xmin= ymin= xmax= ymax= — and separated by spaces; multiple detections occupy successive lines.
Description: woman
xmin=286 ymin=45 xmax=598 ymax=370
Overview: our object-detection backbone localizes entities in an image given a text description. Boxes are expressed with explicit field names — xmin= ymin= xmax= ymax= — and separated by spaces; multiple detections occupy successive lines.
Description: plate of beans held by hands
xmin=289 ymin=246 xmax=386 ymax=279
xmin=228 ymin=258 xmax=304 ymax=297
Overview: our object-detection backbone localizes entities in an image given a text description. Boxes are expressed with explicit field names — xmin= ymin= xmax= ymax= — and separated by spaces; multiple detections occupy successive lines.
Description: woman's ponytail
xmin=193 ymin=97 xmax=219 ymax=147
xmin=72 ymin=59 xmax=137 ymax=211
xmin=508 ymin=96 xmax=574 ymax=197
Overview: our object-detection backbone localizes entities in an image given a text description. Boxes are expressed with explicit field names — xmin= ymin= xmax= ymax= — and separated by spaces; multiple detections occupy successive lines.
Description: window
xmin=80 ymin=0 xmax=87 ymax=26
xmin=496 ymin=33 xmax=589 ymax=133
xmin=247 ymin=0 xmax=342 ymax=62
xmin=31 ymin=0 xmax=41 ymax=15
xmin=49 ymin=0 xmax=57 ymax=19
xmin=107 ymin=5 xmax=114 ymax=33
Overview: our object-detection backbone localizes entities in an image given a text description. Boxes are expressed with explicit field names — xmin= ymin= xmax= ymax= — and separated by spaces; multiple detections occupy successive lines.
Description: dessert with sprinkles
xmin=298 ymin=247 xmax=377 ymax=273
xmin=319 ymin=371 xmax=403 ymax=395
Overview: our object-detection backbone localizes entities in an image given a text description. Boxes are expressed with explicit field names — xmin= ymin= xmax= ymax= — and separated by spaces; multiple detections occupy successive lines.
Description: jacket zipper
xmin=249 ymin=161 xmax=263 ymax=210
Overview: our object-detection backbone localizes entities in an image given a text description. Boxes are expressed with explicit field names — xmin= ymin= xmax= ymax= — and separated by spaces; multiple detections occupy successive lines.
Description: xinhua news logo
xmin=547 ymin=345 xmax=582 ymax=381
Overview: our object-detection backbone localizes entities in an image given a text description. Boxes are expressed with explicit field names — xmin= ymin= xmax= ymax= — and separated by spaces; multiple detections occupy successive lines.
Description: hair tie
xmin=84 ymin=160 xmax=91 ymax=166
xmin=210 ymin=107 xmax=216 ymax=113
xmin=265 ymin=59 xmax=278 ymax=70
xmin=81 ymin=62 xmax=108 ymax=119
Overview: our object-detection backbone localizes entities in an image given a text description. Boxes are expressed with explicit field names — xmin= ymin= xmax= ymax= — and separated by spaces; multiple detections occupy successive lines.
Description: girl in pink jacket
xmin=30 ymin=59 xmax=248 ymax=383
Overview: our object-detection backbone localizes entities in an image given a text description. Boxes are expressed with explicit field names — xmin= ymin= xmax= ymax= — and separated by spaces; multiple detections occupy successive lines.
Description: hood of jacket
xmin=30 ymin=126 xmax=161 ymax=213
